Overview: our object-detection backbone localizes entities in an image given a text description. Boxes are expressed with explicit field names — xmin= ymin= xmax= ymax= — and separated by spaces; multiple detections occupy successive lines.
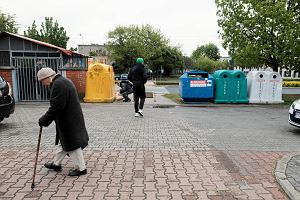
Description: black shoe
xmin=44 ymin=162 xmax=62 ymax=171
xmin=68 ymin=169 xmax=87 ymax=176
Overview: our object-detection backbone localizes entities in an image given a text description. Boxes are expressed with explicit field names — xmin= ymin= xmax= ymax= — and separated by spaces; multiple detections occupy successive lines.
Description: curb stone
xmin=275 ymin=152 xmax=300 ymax=200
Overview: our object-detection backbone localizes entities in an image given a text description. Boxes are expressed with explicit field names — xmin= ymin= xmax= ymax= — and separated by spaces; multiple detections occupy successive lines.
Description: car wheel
xmin=0 ymin=117 xmax=4 ymax=123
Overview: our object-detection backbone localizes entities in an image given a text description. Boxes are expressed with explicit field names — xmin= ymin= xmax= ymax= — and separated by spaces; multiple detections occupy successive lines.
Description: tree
xmin=215 ymin=0 xmax=300 ymax=71
xmin=24 ymin=21 xmax=40 ymax=40
xmin=69 ymin=47 xmax=77 ymax=52
xmin=232 ymin=46 xmax=265 ymax=68
xmin=149 ymin=46 xmax=184 ymax=76
xmin=194 ymin=56 xmax=229 ymax=73
xmin=191 ymin=43 xmax=220 ymax=61
xmin=107 ymin=24 xmax=183 ymax=73
xmin=183 ymin=56 xmax=196 ymax=69
xmin=0 ymin=10 xmax=18 ymax=33
xmin=24 ymin=17 xmax=69 ymax=48
xmin=89 ymin=51 xmax=98 ymax=57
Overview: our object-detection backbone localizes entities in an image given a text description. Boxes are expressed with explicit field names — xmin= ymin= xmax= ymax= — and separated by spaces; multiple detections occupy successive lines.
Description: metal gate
xmin=12 ymin=57 xmax=61 ymax=101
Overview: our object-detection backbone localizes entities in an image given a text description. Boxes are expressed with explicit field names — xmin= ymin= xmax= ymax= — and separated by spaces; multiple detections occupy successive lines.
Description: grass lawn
xmin=282 ymin=94 xmax=300 ymax=105
xmin=153 ymin=76 xmax=179 ymax=85
xmin=163 ymin=93 xmax=183 ymax=104
xmin=155 ymin=81 xmax=179 ymax=85
xmin=163 ymin=93 xmax=300 ymax=105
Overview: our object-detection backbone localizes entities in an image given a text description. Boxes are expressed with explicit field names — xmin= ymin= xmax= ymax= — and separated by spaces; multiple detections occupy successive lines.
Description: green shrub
xmin=194 ymin=56 xmax=229 ymax=73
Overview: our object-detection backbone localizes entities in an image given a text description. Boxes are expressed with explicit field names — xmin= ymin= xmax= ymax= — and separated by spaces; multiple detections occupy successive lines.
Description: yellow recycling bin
xmin=84 ymin=63 xmax=115 ymax=103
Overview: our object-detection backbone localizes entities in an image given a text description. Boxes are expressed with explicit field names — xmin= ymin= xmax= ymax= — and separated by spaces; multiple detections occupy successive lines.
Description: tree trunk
xmin=269 ymin=55 xmax=279 ymax=72
xmin=271 ymin=58 xmax=279 ymax=72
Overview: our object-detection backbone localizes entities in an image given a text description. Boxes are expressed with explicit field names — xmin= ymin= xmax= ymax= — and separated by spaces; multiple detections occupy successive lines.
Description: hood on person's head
xmin=37 ymin=67 xmax=56 ymax=81
xmin=136 ymin=58 xmax=144 ymax=64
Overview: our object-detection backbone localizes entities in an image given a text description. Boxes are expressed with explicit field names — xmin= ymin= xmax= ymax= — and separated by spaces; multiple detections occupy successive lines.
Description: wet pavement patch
xmin=182 ymin=194 xmax=198 ymax=200
xmin=208 ymin=191 xmax=237 ymax=200
xmin=107 ymin=156 xmax=117 ymax=162
xmin=24 ymin=190 xmax=42 ymax=198
xmin=0 ymin=150 xmax=17 ymax=157
xmin=213 ymin=151 xmax=240 ymax=174
xmin=134 ymin=170 xmax=144 ymax=178
xmin=9 ymin=130 xmax=21 ymax=136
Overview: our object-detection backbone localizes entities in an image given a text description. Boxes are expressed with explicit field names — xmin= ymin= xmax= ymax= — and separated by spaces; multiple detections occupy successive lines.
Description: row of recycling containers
xmin=179 ymin=70 xmax=283 ymax=104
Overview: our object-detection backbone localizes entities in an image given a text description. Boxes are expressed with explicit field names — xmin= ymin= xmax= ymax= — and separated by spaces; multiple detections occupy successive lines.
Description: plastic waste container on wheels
xmin=230 ymin=70 xmax=249 ymax=103
xmin=84 ymin=63 xmax=115 ymax=103
xmin=213 ymin=70 xmax=232 ymax=103
xmin=179 ymin=70 xmax=214 ymax=102
xmin=265 ymin=71 xmax=283 ymax=103
xmin=247 ymin=71 xmax=268 ymax=103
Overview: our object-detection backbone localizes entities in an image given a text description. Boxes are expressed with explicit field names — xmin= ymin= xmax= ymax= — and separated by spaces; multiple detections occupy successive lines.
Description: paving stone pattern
xmin=0 ymin=149 xmax=288 ymax=200
xmin=286 ymin=155 xmax=300 ymax=193
xmin=0 ymin=104 xmax=213 ymax=150
xmin=0 ymin=103 xmax=291 ymax=199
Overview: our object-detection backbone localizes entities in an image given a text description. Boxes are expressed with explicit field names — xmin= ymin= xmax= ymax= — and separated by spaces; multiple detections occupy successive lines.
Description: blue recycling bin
xmin=179 ymin=70 xmax=214 ymax=102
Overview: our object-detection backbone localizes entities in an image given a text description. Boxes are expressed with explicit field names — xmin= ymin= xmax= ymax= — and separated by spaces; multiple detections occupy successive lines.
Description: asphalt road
xmin=175 ymin=105 xmax=300 ymax=151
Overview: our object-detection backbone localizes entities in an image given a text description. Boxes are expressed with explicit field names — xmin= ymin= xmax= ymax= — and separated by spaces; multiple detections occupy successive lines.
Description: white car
xmin=289 ymin=99 xmax=300 ymax=128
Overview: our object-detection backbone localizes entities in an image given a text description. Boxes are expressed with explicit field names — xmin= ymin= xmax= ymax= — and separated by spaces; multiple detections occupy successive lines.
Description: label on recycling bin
xmin=190 ymin=80 xmax=212 ymax=87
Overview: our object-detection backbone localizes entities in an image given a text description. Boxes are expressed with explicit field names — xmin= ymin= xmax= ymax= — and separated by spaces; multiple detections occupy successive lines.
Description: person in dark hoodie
xmin=128 ymin=58 xmax=148 ymax=117
xmin=119 ymin=80 xmax=133 ymax=102
xmin=37 ymin=67 xmax=89 ymax=176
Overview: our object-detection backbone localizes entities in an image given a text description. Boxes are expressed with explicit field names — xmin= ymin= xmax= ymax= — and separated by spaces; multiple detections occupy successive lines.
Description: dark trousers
xmin=121 ymin=89 xmax=133 ymax=102
xmin=133 ymin=84 xmax=146 ymax=113
xmin=134 ymin=95 xmax=145 ymax=113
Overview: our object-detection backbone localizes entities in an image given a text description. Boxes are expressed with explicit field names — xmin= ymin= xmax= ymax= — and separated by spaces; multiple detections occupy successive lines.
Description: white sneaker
xmin=138 ymin=109 xmax=143 ymax=117
xmin=135 ymin=113 xmax=139 ymax=117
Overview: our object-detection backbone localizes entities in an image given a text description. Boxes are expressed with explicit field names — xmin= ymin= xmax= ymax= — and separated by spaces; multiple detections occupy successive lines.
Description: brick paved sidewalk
xmin=0 ymin=148 xmax=288 ymax=200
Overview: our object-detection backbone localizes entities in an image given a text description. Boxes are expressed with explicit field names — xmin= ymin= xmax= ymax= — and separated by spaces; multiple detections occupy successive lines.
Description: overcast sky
xmin=1 ymin=0 xmax=228 ymax=57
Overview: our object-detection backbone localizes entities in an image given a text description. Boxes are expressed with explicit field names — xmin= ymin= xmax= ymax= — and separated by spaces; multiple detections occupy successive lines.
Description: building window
xmin=0 ymin=51 xmax=10 ymax=66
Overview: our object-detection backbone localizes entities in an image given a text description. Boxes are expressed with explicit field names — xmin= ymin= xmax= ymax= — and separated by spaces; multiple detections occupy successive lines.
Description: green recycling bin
xmin=213 ymin=70 xmax=232 ymax=103
xmin=230 ymin=70 xmax=249 ymax=103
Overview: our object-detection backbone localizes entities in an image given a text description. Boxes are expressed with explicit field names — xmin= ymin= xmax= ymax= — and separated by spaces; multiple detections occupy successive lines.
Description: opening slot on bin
xmin=187 ymin=73 xmax=208 ymax=78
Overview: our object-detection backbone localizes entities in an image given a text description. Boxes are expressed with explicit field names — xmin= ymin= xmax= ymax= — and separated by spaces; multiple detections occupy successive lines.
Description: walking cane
xmin=31 ymin=126 xmax=42 ymax=189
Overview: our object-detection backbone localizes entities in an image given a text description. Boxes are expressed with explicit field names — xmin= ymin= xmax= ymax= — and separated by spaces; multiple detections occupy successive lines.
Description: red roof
xmin=1 ymin=32 xmax=86 ymax=57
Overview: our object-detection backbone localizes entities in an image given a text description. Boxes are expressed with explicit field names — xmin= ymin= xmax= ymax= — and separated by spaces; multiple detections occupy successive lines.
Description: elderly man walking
xmin=37 ymin=67 xmax=89 ymax=176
